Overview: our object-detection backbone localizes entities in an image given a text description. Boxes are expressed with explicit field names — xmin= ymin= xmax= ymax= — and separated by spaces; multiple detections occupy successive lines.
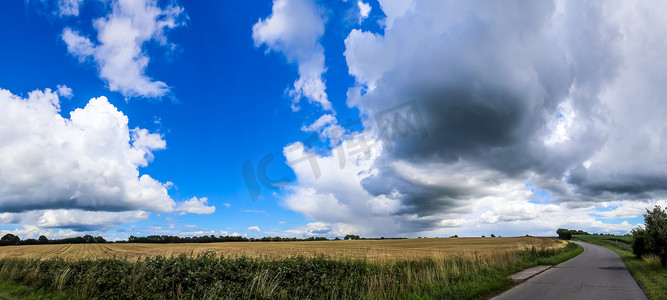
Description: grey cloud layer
xmin=346 ymin=1 xmax=633 ymax=213
xmin=282 ymin=0 xmax=667 ymax=236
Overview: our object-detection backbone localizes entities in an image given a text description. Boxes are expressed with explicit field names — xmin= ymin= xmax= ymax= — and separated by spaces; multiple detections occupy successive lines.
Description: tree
xmin=1 ymin=234 xmax=20 ymax=245
xmin=570 ymin=229 xmax=590 ymax=235
xmin=631 ymin=228 xmax=647 ymax=259
xmin=22 ymin=239 xmax=39 ymax=245
xmin=556 ymin=228 xmax=572 ymax=240
xmin=490 ymin=234 xmax=496 ymax=237
xmin=632 ymin=205 xmax=667 ymax=266
xmin=38 ymin=235 xmax=49 ymax=244
xmin=83 ymin=235 xmax=95 ymax=243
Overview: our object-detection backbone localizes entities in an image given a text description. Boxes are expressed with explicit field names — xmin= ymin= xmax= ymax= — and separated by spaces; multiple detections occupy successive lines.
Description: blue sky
xmin=0 ymin=0 xmax=665 ymax=240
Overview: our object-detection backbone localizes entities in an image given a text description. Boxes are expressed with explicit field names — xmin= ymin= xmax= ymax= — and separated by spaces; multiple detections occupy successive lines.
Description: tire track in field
xmin=97 ymin=243 xmax=117 ymax=258
xmin=49 ymin=244 xmax=72 ymax=259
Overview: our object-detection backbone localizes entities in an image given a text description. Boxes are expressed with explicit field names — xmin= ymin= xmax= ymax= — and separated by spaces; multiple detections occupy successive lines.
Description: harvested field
xmin=0 ymin=237 xmax=565 ymax=261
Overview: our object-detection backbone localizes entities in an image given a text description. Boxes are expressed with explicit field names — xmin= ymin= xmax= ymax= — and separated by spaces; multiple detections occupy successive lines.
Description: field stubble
xmin=0 ymin=237 xmax=578 ymax=299
xmin=0 ymin=236 xmax=564 ymax=262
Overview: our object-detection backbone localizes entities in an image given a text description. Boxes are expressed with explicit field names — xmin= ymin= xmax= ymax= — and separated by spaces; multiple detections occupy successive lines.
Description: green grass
xmin=0 ymin=242 xmax=582 ymax=300
xmin=0 ymin=279 xmax=71 ymax=300
xmin=573 ymin=235 xmax=667 ymax=300
xmin=575 ymin=234 xmax=633 ymax=245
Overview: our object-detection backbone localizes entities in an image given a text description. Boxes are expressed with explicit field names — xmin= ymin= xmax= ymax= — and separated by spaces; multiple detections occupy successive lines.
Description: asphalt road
xmin=493 ymin=241 xmax=647 ymax=300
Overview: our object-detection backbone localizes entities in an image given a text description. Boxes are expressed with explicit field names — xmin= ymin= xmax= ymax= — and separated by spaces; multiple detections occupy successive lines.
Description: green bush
xmin=631 ymin=229 xmax=646 ymax=259
xmin=633 ymin=205 xmax=667 ymax=266
xmin=556 ymin=228 xmax=572 ymax=240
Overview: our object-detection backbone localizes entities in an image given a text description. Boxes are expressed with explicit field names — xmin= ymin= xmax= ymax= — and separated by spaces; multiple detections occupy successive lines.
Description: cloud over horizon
xmin=0 ymin=87 xmax=214 ymax=233
xmin=4 ymin=0 xmax=667 ymax=241
xmin=279 ymin=0 xmax=667 ymax=237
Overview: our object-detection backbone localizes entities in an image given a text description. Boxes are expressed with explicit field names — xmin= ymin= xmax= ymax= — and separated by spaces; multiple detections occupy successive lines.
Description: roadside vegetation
xmin=572 ymin=205 xmax=667 ymax=300
xmin=0 ymin=238 xmax=581 ymax=300
xmin=573 ymin=234 xmax=666 ymax=300
xmin=0 ymin=279 xmax=70 ymax=300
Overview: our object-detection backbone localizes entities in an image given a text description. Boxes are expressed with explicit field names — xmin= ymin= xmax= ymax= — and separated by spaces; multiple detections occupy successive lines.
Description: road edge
xmin=572 ymin=238 xmax=654 ymax=299
xmin=484 ymin=241 xmax=585 ymax=300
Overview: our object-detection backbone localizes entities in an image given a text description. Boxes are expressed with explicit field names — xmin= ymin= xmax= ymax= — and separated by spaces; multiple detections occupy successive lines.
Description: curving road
xmin=493 ymin=241 xmax=647 ymax=300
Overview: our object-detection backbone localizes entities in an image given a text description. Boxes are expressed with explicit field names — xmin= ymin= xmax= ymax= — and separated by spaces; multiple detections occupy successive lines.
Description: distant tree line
xmin=0 ymin=234 xmax=106 ymax=246
xmin=592 ymin=233 xmax=627 ymax=236
xmin=556 ymin=228 xmax=591 ymax=240
xmin=125 ymin=235 xmax=247 ymax=243
xmin=122 ymin=235 xmax=407 ymax=243
xmin=123 ymin=235 xmax=338 ymax=243
xmin=0 ymin=233 xmax=407 ymax=246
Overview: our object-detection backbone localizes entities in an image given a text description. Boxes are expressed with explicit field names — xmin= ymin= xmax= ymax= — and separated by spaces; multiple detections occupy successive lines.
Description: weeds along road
xmin=493 ymin=241 xmax=647 ymax=300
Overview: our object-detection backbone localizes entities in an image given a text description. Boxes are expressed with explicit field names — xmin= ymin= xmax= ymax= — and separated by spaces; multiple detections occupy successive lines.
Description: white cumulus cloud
xmin=0 ymin=87 xmax=174 ymax=212
xmin=357 ymin=1 xmax=371 ymax=24
xmin=0 ymin=86 xmax=212 ymax=231
xmin=61 ymin=0 xmax=186 ymax=98
xmin=177 ymin=197 xmax=216 ymax=215
xmin=377 ymin=0 xmax=414 ymax=28
xmin=56 ymin=84 xmax=73 ymax=99
xmin=301 ymin=113 xmax=337 ymax=133
xmin=253 ymin=0 xmax=331 ymax=111
xmin=35 ymin=209 xmax=149 ymax=230
xmin=57 ymin=0 xmax=84 ymax=17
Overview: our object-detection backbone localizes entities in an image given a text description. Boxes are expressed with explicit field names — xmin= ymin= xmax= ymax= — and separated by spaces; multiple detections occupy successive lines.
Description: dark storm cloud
xmin=344 ymin=0 xmax=625 ymax=225
xmin=362 ymin=166 xmax=466 ymax=217
xmin=282 ymin=0 xmax=667 ymax=237
xmin=570 ymin=170 xmax=667 ymax=197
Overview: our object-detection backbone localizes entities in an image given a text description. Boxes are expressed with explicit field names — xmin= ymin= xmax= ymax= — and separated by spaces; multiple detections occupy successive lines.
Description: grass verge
xmin=0 ymin=278 xmax=71 ymax=300
xmin=0 ymin=241 xmax=582 ymax=300
xmin=573 ymin=235 xmax=667 ymax=299
xmin=479 ymin=241 xmax=583 ymax=299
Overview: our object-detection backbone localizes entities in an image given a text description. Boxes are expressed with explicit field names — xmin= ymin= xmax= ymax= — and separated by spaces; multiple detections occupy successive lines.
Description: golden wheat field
xmin=0 ymin=237 xmax=565 ymax=262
